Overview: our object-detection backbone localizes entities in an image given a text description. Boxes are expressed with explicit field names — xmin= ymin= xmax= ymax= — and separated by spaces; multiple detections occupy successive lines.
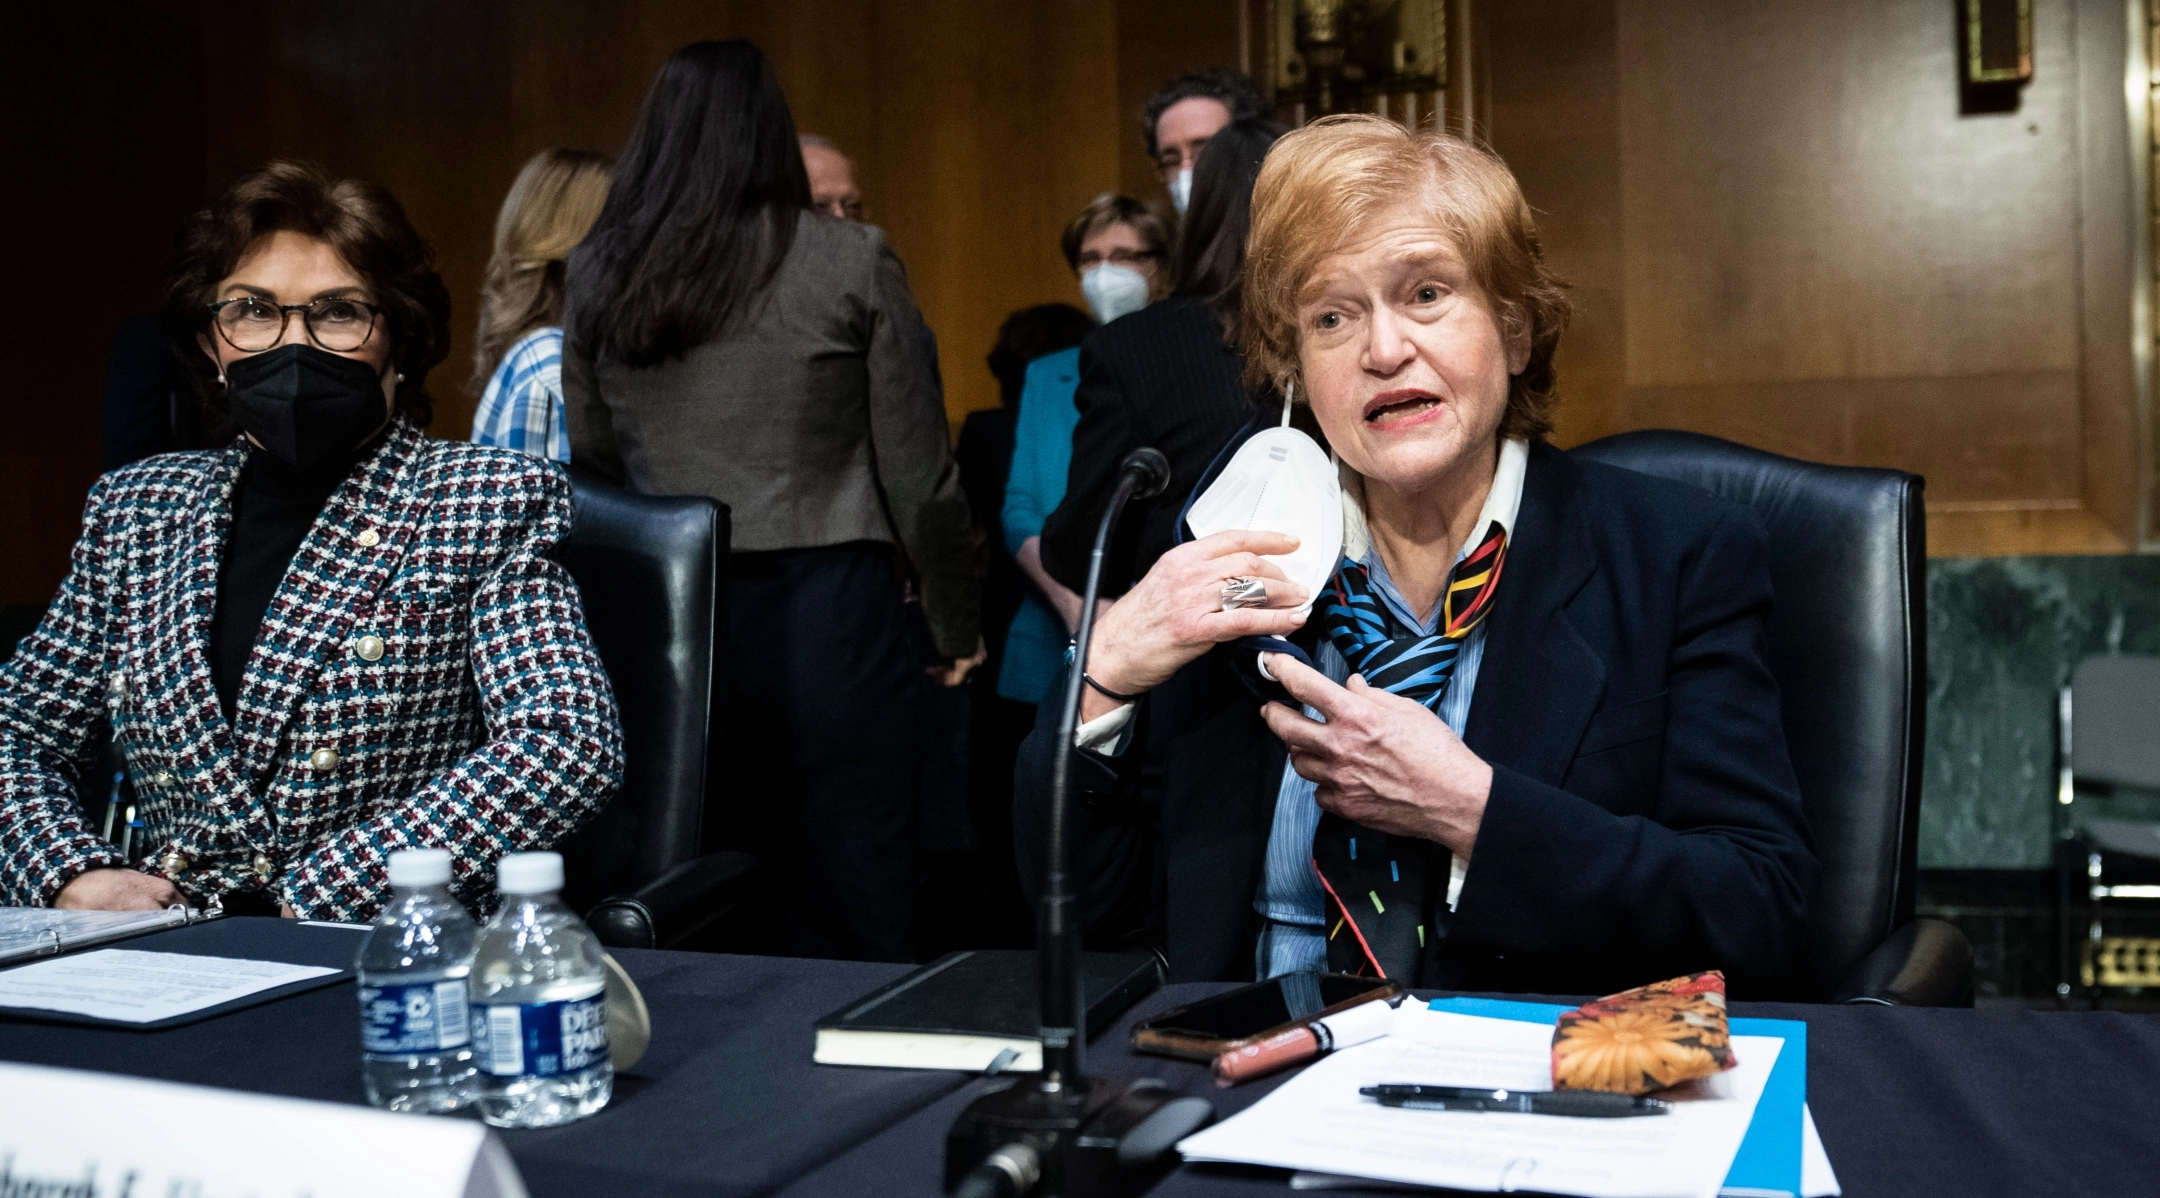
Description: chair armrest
xmin=1829 ymin=917 xmax=1975 ymax=1007
xmin=585 ymin=852 xmax=759 ymax=951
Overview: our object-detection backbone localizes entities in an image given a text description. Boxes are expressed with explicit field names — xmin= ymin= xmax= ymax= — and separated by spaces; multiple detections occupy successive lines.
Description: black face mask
xmin=224 ymin=343 xmax=392 ymax=474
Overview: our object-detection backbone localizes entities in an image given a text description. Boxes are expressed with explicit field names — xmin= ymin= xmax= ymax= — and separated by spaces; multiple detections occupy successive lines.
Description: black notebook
xmin=813 ymin=949 xmax=1162 ymax=1071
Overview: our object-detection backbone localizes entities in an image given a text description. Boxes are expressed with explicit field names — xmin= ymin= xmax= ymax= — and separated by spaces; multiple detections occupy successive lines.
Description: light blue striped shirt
xmin=1257 ymin=544 xmax=1486 ymax=980
xmin=471 ymin=326 xmax=569 ymax=463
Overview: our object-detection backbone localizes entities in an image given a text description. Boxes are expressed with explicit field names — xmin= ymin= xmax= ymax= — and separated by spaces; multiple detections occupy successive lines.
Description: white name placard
xmin=0 ymin=1061 xmax=526 ymax=1198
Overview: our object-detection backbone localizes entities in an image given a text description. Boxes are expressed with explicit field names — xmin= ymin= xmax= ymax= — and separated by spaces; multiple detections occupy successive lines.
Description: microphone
xmin=1120 ymin=447 xmax=1172 ymax=502
xmin=943 ymin=445 xmax=1213 ymax=1196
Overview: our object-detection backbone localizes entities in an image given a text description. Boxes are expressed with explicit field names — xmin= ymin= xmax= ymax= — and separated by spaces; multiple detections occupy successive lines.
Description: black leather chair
xmin=1572 ymin=430 xmax=1973 ymax=1005
xmin=552 ymin=475 xmax=757 ymax=950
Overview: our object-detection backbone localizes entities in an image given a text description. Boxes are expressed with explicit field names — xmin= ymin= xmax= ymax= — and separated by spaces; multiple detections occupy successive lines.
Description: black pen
xmin=1360 ymin=1085 xmax=1670 ymax=1118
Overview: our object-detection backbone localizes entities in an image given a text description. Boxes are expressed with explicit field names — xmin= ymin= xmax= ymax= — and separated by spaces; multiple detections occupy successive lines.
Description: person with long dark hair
xmin=562 ymin=41 xmax=980 ymax=962
xmin=1037 ymin=116 xmax=1288 ymax=599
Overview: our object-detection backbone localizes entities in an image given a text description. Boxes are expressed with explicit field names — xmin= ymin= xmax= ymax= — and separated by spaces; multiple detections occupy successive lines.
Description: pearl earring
xmin=395 ymin=373 xmax=405 ymax=383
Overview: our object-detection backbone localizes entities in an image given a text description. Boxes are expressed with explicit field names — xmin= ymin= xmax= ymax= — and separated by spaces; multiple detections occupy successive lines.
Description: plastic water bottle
xmin=469 ymin=852 xmax=612 ymax=1127
xmin=358 ymin=848 xmax=479 ymax=1113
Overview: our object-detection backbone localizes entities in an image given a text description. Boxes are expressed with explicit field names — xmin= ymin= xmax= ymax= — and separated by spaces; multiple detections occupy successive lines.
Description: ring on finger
xmin=1220 ymin=576 xmax=1268 ymax=611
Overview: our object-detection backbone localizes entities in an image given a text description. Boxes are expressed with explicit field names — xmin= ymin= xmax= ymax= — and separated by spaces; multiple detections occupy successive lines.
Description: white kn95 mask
xmin=1080 ymin=263 xmax=1151 ymax=326
xmin=1171 ymin=167 xmax=1194 ymax=215
xmin=1182 ymin=384 xmax=1343 ymax=620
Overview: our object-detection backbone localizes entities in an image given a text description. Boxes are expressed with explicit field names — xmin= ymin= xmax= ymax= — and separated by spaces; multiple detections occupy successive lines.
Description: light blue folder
xmin=1424 ymin=997 xmax=1806 ymax=1198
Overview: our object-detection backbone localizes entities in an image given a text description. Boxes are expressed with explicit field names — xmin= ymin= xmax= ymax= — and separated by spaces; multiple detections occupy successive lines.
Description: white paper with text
xmin=1179 ymin=1008 xmax=1778 ymax=1198
xmin=0 ymin=948 xmax=338 ymax=1022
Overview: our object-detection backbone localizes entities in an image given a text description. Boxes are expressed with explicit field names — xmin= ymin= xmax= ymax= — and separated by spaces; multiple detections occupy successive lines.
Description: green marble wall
xmin=1924 ymin=556 xmax=2160 ymax=868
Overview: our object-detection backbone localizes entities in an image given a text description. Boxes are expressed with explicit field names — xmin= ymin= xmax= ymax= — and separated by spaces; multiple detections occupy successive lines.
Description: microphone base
xmin=944 ymin=1073 xmax=1213 ymax=1197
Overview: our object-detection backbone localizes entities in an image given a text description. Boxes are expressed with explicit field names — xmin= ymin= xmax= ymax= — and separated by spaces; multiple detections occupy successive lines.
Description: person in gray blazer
xmin=562 ymin=40 xmax=982 ymax=961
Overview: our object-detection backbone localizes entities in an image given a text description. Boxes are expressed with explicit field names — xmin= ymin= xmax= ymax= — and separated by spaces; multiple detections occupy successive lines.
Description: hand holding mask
xmin=1181 ymin=386 xmax=1344 ymax=676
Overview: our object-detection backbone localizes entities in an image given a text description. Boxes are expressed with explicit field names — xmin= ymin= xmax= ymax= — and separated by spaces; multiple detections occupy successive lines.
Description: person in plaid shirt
xmin=470 ymin=150 xmax=613 ymax=463
xmin=0 ymin=161 xmax=623 ymax=922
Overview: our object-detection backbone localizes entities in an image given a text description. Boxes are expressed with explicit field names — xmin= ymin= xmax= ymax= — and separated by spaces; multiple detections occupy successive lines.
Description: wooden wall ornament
xmin=1266 ymin=0 xmax=1446 ymax=123
xmin=1964 ymin=0 xmax=2035 ymax=85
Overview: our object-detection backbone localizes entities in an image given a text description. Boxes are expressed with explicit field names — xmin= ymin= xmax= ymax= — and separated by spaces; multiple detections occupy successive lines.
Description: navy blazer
xmin=1014 ymin=438 xmax=1818 ymax=997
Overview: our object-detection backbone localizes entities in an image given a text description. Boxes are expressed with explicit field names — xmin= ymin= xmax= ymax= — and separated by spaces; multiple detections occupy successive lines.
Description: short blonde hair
xmin=472 ymin=149 xmax=613 ymax=393
xmin=1242 ymin=116 xmax=1570 ymax=440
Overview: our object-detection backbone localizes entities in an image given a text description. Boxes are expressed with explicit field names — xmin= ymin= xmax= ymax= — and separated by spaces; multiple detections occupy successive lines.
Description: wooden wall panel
xmin=1616 ymin=0 xmax=2084 ymax=389
xmin=1483 ymin=0 xmax=1626 ymax=448
xmin=868 ymin=0 xmax=1123 ymax=427
xmin=1483 ymin=0 xmax=2143 ymax=556
xmin=19 ymin=0 xmax=2131 ymax=611
xmin=200 ymin=2 xmax=519 ymax=437
xmin=1114 ymin=0 xmax=1243 ymax=205
xmin=4 ymin=0 xmax=1176 ymax=604
xmin=0 ymin=7 xmax=205 ymax=605
xmin=200 ymin=0 xmax=1126 ymax=437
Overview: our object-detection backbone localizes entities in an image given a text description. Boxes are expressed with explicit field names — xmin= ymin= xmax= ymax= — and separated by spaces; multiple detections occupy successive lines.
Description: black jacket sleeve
xmin=1011 ymin=677 xmax=1164 ymax=953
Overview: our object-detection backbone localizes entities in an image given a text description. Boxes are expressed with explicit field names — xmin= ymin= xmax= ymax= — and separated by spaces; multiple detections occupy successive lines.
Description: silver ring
xmin=1220 ymin=576 xmax=1268 ymax=611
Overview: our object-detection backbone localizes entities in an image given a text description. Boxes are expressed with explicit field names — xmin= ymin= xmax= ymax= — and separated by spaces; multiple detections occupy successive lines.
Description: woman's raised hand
xmin=1082 ymin=530 xmax=1309 ymax=717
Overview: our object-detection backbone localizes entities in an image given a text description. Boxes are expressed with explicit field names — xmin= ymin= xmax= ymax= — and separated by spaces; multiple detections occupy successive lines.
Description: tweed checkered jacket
xmin=0 ymin=419 xmax=624 ymax=921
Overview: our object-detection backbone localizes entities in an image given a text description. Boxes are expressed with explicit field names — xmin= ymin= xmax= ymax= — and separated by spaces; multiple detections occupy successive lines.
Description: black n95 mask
xmin=224 ymin=343 xmax=391 ymax=474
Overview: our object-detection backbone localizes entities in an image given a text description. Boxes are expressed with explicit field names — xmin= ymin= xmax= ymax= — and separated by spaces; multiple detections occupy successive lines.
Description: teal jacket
xmin=997 ymin=348 xmax=1083 ymax=703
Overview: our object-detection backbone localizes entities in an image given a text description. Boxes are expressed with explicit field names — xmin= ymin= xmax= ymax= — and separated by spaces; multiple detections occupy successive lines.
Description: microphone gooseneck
xmin=947 ymin=446 xmax=1213 ymax=1198
xmin=1040 ymin=447 xmax=1169 ymax=1091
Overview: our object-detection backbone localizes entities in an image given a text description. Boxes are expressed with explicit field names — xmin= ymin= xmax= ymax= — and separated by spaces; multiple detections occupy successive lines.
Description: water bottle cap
xmin=386 ymin=848 xmax=452 ymax=888
xmin=496 ymin=851 xmax=564 ymax=896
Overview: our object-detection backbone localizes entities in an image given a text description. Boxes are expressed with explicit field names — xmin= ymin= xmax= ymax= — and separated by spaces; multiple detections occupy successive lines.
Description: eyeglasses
xmin=1076 ymin=248 xmax=1161 ymax=271
xmin=206 ymin=296 xmax=382 ymax=353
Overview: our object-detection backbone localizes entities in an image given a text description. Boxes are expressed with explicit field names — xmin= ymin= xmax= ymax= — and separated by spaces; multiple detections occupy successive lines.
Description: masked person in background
xmin=1144 ymin=69 xmax=1270 ymax=216
xmin=1038 ymin=117 xmax=1285 ymax=603
xmin=1068 ymin=194 xmax=1167 ymax=329
xmin=998 ymin=196 xmax=1169 ymax=716
xmin=0 ymin=160 xmax=624 ymax=921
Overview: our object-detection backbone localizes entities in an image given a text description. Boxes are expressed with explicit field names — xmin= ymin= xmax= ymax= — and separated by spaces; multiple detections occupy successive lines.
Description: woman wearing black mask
xmin=0 ymin=160 xmax=624 ymax=920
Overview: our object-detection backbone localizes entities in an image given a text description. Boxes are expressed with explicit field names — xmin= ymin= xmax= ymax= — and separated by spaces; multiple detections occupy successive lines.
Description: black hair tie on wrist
xmin=1083 ymin=672 xmax=1145 ymax=704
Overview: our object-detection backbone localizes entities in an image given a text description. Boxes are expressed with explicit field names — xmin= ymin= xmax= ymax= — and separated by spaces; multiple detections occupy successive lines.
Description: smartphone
xmin=1130 ymin=973 xmax=1401 ymax=1062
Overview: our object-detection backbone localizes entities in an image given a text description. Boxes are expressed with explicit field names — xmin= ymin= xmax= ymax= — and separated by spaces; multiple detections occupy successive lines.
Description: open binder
xmin=0 ymin=906 xmax=196 ymax=966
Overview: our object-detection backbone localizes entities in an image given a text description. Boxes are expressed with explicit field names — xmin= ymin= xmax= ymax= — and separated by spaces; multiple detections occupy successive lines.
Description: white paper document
xmin=0 ymin=948 xmax=339 ymax=1022
xmin=1178 ymin=1007 xmax=1779 ymax=1198
xmin=0 ymin=1061 xmax=525 ymax=1198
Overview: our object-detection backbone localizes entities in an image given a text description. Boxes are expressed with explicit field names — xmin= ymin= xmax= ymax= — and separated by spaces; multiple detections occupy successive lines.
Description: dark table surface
xmin=779 ymin=986 xmax=2160 ymax=1198
xmin=5 ymin=919 xmax=2160 ymax=1198
xmin=0 ymin=919 xmax=970 ymax=1198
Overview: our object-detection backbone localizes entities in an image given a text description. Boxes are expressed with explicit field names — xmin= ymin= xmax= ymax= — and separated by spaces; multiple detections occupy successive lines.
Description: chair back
xmin=551 ymin=475 xmax=727 ymax=913
xmin=2070 ymin=655 xmax=2160 ymax=790
xmin=1571 ymin=430 xmax=1925 ymax=998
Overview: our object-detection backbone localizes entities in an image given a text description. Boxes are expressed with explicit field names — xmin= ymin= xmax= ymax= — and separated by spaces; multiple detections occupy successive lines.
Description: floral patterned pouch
xmin=1550 ymin=970 xmax=1736 ymax=1095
